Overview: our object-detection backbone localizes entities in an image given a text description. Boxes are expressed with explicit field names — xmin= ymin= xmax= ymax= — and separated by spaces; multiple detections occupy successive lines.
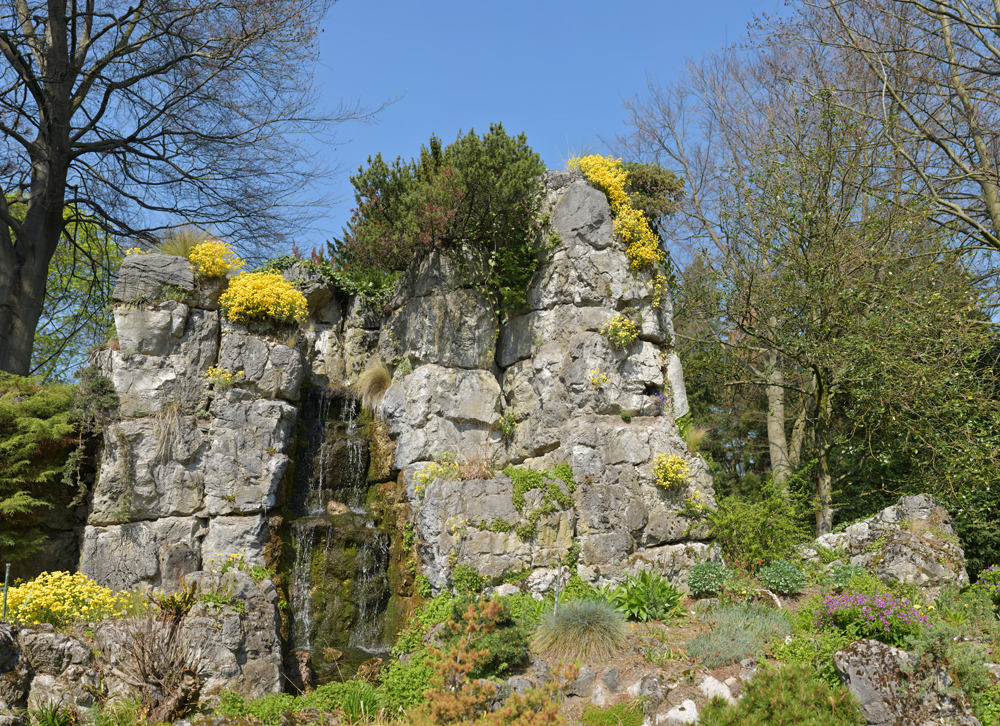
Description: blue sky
xmin=299 ymin=0 xmax=783 ymax=251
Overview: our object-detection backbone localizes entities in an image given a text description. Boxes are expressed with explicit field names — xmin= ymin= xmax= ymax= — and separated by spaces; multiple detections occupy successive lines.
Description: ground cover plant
xmin=687 ymin=602 xmax=792 ymax=667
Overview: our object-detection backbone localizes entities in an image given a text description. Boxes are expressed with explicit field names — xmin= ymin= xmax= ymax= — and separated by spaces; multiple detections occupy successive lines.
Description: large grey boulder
xmin=218 ymin=321 xmax=306 ymax=400
xmin=813 ymin=494 xmax=969 ymax=597
xmin=834 ymin=639 xmax=980 ymax=726
xmin=114 ymin=254 xmax=195 ymax=302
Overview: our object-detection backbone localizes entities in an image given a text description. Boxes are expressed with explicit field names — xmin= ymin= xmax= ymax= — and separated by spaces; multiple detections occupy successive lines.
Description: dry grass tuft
xmin=355 ymin=359 xmax=392 ymax=416
xmin=156 ymin=226 xmax=211 ymax=259
xmin=683 ymin=423 xmax=709 ymax=454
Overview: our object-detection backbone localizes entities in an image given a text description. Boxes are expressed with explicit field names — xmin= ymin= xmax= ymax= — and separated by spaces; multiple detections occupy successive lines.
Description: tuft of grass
xmin=532 ymin=599 xmax=628 ymax=662
xmin=155 ymin=226 xmax=210 ymax=259
xmin=355 ymin=359 xmax=391 ymax=415
xmin=687 ymin=602 xmax=792 ymax=668
xmin=580 ymin=700 xmax=645 ymax=726
xmin=683 ymin=423 xmax=709 ymax=454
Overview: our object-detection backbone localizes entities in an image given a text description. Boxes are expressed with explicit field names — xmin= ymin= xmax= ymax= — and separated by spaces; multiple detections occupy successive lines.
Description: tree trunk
xmin=764 ymin=348 xmax=792 ymax=490
xmin=813 ymin=371 xmax=834 ymax=535
xmin=0 ymin=250 xmax=51 ymax=376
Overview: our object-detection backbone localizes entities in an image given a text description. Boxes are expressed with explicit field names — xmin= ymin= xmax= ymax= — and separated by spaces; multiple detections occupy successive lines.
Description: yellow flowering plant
xmin=653 ymin=453 xmax=690 ymax=489
xmin=587 ymin=368 xmax=610 ymax=389
xmin=4 ymin=571 xmax=134 ymax=627
xmin=124 ymin=247 xmax=149 ymax=255
xmin=569 ymin=155 xmax=665 ymax=272
xmin=188 ymin=240 xmax=244 ymax=278
xmin=602 ymin=314 xmax=640 ymax=349
xmin=218 ymin=270 xmax=308 ymax=324
xmin=413 ymin=455 xmax=460 ymax=497
xmin=205 ymin=366 xmax=244 ymax=390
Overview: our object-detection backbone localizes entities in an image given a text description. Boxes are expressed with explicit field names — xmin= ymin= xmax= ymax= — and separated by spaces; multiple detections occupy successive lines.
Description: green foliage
xmin=580 ymin=699 xmax=646 ymax=726
xmin=498 ymin=592 xmax=549 ymax=630
xmin=607 ymin=570 xmax=682 ymax=622
xmin=619 ymin=160 xmax=685 ymax=230
xmin=698 ymin=662 xmax=863 ymax=725
xmin=301 ymin=681 xmax=382 ymax=723
xmin=378 ymin=655 xmax=437 ymax=715
xmin=758 ymin=560 xmax=807 ymax=595
xmin=217 ymin=691 xmax=298 ymax=726
xmin=442 ymin=597 xmax=530 ymax=678
xmin=335 ymin=125 xmax=547 ymax=314
xmin=28 ymin=700 xmax=75 ymax=726
xmin=688 ymin=561 xmax=731 ymax=598
xmin=772 ymin=630 xmax=854 ymax=687
xmin=417 ymin=574 xmax=433 ymax=599
xmin=498 ymin=412 xmax=517 ymax=438
xmin=0 ymin=374 xmax=77 ymax=562
xmin=532 ymin=599 xmax=628 ymax=661
xmin=502 ymin=462 xmax=575 ymax=540
xmin=977 ymin=684 xmax=1000 ymax=726
xmin=687 ymin=603 xmax=792 ymax=668
xmin=905 ymin=620 xmax=994 ymax=700
xmin=827 ymin=563 xmax=867 ymax=591
xmin=706 ymin=482 xmax=809 ymax=573
xmin=403 ymin=522 xmax=416 ymax=551
xmin=92 ymin=698 xmax=142 ymax=726
xmin=258 ymin=252 xmax=402 ymax=303
xmin=452 ymin=564 xmax=484 ymax=596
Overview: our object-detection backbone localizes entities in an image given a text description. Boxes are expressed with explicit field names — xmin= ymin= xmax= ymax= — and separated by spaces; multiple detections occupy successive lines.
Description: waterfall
xmin=286 ymin=386 xmax=389 ymax=681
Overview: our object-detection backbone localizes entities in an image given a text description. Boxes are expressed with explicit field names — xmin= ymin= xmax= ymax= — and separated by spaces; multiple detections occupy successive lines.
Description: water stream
xmin=287 ymin=387 xmax=389 ymax=681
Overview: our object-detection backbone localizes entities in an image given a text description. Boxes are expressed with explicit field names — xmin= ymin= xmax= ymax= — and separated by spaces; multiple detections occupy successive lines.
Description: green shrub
xmin=217 ymin=691 xmax=298 ymax=726
xmin=688 ymin=561 xmax=731 ymax=598
xmin=706 ymin=483 xmax=809 ymax=573
xmin=977 ymin=683 xmax=1000 ymax=726
xmin=607 ymin=569 xmax=682 ymax=622
xmin=92 ymin=699 xmax=142 ymax=726
xmin=771 ymin=630 xmax=853 ymax=687
xmin=442 ymin=597 xmax=529 ymax=678
xmin=0 ymin=374 xmax=77 ymax=562
xmin=378 ymin=654 xmax=436 ymax=715
xmin=580 ymin=700 xmax=645 ymax=726
xmin=452 ymin=564 xmax=484 ymax=596
xmin=687 ymin=603 xmax=792 ymax=668
xmin=336 ymin=125 xmax=546 ymax=313
xmin=301 ymin=681 xmax=381 ymax=723
xmin=532 ymin=599 xmax=628 ymax=662
xmin=698 ymin=662 xmax=863 ymax=725
xmin=498 ymin=592 xmax=549 ymax=629
xmin=758 ymin=560 xmax=807 ymax=595
xmin=904 ymin=620 xmax=994 ymax=709
xmin=828 ymin=563 xmax=866 ymax=591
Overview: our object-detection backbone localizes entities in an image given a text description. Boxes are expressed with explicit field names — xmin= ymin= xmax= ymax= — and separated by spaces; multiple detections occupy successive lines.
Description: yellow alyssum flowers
xmin=602 ymin=314 xmax=640 ymax=349
xmin=653 ymin=453 xmax=690 ymax=489
xmin=219 ymin=271 xmax=307 ymax=324
xmin=413 ymin=457 xmax=460 ymax=497
xmin=205 ymin=366 xmax=244 ymax=390
xmin=4 ymin=571 xmax=133 ymax=627
xmin=188 ymin=240 xmax=244 ymax=278
xmin=568 ymin=155 xmax=665 ymax=272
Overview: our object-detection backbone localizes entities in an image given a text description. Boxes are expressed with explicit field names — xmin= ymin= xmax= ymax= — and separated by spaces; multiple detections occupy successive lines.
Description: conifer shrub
xmin=441 ymin=597 xmax=529 ymax=678
xmin=698 ymin=662 xmax=863 ymax=725
xmin=0 ymin=374 xmax=76 ymax=562
xmin=532 ymin=599 xmax=628 ymax=662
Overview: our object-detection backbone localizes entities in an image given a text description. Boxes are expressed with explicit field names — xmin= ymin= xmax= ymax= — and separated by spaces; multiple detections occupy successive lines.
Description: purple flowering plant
xmin=653 ymin=393 xmax=669 ymax=416
xmin=813 ymin=590 xmax=929 ymax=648
xmin=977 ymin=565 xmax=1000 ymax=608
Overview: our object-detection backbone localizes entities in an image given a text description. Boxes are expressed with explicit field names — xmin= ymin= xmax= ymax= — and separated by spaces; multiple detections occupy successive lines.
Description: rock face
xmin=84 ymin=264 xmax=302 ymax=588
xmin=0 ymin=571 xmax=281 ymax=720
xmin=374 ymin=171 xmax=716 ymax=591
xmin=833 ymin=639 xmax=980 ymax=726
xmin=811 ymin=494 xmax=969 ymax=598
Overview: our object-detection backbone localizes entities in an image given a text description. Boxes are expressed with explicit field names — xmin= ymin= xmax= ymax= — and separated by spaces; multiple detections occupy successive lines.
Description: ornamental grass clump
xmin=355 ymin=359 xmax=391 ymax=415
xmin=813 ymin=590 xmax=929 ymax=647
xmin=5 ymin=571 xmax=134 ymax=627
xmin=532 ymin=599 xmax=628 ymax=662
xmin=218 ymin=271 xmax=307 ymax=324
xmin=687 ymin=603 xmax=792 ymax=668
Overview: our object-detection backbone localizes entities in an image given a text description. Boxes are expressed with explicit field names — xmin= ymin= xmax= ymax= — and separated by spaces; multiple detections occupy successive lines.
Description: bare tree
xmin=796 ymin=0 xmax=1000 ymax=250
xmin=0 ymin=0 xmax=383 ymax=375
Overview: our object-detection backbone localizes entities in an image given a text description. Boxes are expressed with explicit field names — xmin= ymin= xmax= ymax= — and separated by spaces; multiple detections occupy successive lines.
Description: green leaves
xmin=607 ymin=569 xmax=682 ymax=622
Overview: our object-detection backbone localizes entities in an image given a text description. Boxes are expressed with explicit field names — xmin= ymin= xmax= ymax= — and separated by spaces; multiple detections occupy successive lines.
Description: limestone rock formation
xmin=373 ymin=170 xmax=716 ymax=592
xmin=810 ymin=494 xmax=969 ymax=597
xmin=833 ymin=639 xmax=980 ymax=726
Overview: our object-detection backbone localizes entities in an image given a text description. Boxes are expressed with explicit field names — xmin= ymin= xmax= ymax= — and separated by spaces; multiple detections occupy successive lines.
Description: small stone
xmin=657 ymin=699 xmax=698 ymax=725
xmin=506 ymin=675 xmax=534 ymax=695
xmin=600 ymin=667 xmax=622 ymax=693
xmin=590 ymin=682 xmax=608 ymax=707
xmin=699 ymin=675 xmax=736 ymax=705
xmin=564 ymin=667 xmax=597 ymax=698
xmin=492 ymin=583 xmax=520 ymax=597
xmin=724 ymin=676 xmax=738 ymax=687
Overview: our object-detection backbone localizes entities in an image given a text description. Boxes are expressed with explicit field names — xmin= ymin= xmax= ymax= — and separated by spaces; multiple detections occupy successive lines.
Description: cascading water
xmin=287 ymin=386 xmax=390 ymax=682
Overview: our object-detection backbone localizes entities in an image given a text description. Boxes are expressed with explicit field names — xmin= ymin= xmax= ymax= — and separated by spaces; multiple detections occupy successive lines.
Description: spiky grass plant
xmin=355 ymin=359 xmax=391 ymax=415
xmin=683 ymin=423 xmax=709 ymax=454
xmin=155 ymin=226 xmax=210 ymax=258
xmin=532 ymin=599 xmax=628 ymax=662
